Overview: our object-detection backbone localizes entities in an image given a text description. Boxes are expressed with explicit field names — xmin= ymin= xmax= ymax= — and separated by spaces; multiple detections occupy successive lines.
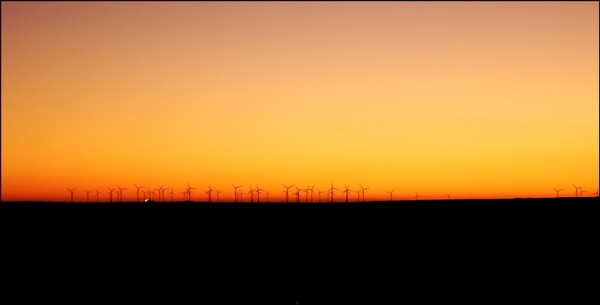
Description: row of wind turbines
xmin=552 ymin=184 xmax=599 ymax=198
xmin=65 ymin=182 xmax=599 ymax=203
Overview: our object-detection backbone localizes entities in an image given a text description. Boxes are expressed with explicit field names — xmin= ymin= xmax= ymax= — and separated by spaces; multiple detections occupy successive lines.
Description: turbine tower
xmin=187 ymin=183 xmax=196 ymax=202
xmin=328 ymin=182 xmax=338 ymax=203
xmin=282 ymin=184 xmax=295 ymax=203
xmin=231 ymin=184 xmax=242 ymax=203
xmin=359 ymin=185 xmax=369 ymax=202
xmin=168 ymin=187 xmax=175 ymax=202
xmin=66 ymin=187 xmax=77 ymax=203
xmin=107 ymin=186 xmax=116 ymax=203
xmin=255 ymin=185 xmax=264 ymax=203
xmin=215 ymin=189 xmax=222 ymax=203
xmin=552 ymin=188 xmax=563 ymax=198
xmin=387 ymin=189 xmax=395 ymax=201
xmin=117 ymin=185 xmax=127 ymax=202
xmin=307 ymin=185 xmax=315 ymax=203
xmin=343 ymin=185 xmax=351 ymax=203
xmin=248 ymin=185 xmax=255 ymax=203
xmin=572 ymin=184 xmax=581 ymax=198
xmin=84 ymin=189 xmax=93 ymax=203
xmin=133 ymin=183 xmax=145 ymax=202
xmin=206 ymin=185 xmax=214 ymax=203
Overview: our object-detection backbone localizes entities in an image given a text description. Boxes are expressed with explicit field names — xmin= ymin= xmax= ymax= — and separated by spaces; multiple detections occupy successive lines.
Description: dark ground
xmin=2 ymin=197 xmax=597 ymax=304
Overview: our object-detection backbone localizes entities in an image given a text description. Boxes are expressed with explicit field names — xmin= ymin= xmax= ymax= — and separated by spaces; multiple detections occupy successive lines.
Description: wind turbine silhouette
xmin=158 ymin=185 xmax=168 ymax=202
xmin=181 ymin=190 xmax=188 ymax=201
xmin=248 ymin=185 xmax=255 ymax=203
xmin=354 ymin=189 xmax=361 ymax=202
xmin=328 ymin=182 xmax=338 ymax=203
xmin=255 ymin=185 xmax=264 ymax=203
xmin=282 ymin=185 xmax=295 ymax=203
xmin=317 ymin=189 xmax=323 ymax=203
xmin=187 ymin=183 xmax=196 ymax=202
xmin=215 ymin=189 xmax=222 ymax=203
xmin=168 ymin=187 xmax=175 ymax=202
xmin=307 ymin=185 xmax=315 ymax=203
xmin=107 ymin=186 xmax=116 ymax=203
xmin=231 ymin=184 xmax=242 ymax=203
xmin=294 ymin=187 xmax=301 ymax=203
xmin=572 ymin=184 xmax=580 ymax=198
xmin=265 ymin=191 xmax=271 ymax=203
xmin=133 ymin=183 xmax=145 ymax=202
xmin=593 ymin=188 xmax=599 ymax=197
xmin=95 ymin=189 xmax=101 ymax=203
xmin=206 ymin=186 xmax=214 ymax=203
xmin=579 ymin=188 xmax=586 ymax=197
xmin=387 ymin=189 xmax=395 ymax=201
xmin=298 ymin=187 xmax=308 ymax=203
xmin=343 ymin=185 xmax=351 ymax=203
xmin=552 ymin=188 xmax=563 ymax=198
xmin=147 ymin=186 xmax=155 ymax=201
xmin=84 ymin=189 xmax=93 ymax=203
xmin=238 ymin=190 xmax=245 ymax=203
xmin=446 ymin=192 xmax=451 ymax=200
xmin=359 ymin=185 xmax=369 ymax=202
xmin=66 ymin=187 xmax=77 ymax=203
xmin=415 ymin=192 xmax=421 ymax=201
xmin=117 ymin=185 xmax=127 ymax=202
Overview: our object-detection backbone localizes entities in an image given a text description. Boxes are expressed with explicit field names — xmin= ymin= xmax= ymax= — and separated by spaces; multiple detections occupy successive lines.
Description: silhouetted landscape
xmin=2 ymin=197 xmax=597 ymax=305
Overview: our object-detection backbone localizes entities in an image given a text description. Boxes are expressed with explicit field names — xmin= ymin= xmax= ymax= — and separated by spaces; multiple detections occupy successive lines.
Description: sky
xmin=2 ymin=1 xmax=598 ymax=202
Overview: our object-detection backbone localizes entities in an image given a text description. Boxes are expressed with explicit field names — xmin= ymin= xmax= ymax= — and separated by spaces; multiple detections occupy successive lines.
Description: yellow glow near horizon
xmin=2 ymin=2 xmax=598 ymax=202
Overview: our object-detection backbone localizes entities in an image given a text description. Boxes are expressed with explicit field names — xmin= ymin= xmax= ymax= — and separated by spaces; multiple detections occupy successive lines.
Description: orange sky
xmin=2 ymin=2 xmax=598 ymax=202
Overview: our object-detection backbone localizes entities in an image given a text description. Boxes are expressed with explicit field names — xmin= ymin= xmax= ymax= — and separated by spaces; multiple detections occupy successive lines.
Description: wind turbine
xmin=181 ymin=190 xmax=188 ymax=201
xmin=168 ymin=187 xmax=175 ymax=202
xmin=343 ymin=185 xmax=351 ymax=203
xmin=266 ymin=191 xmax=271 ymax=203
xmin=147 ymin=186 xmax=155 ymax=201
xmin=317 ymin=189 xmax=323 ymax=203
xmin=593 ymin=188 xmax=599 ymax=197
xmin=307 ymin=185 xmax=315 ymax=203
xmin=215 ymin=189 xmax=222 ymax=203
xmin=133 ymin=183 xmax=145 ymax=202
xmin=66 ymin=187 xmax=77 ymax=203
xmin=328 ymin=182 xmax=338 ymax=203
xmin=255 ymin=185 xmax=264 ymax=203
xmin=117 ymin=185 xmax=127 ymax=202
xmin=238 ymin=191 xmax=245 ymax=203
xmin=294 ymin=187 xmax=301 ymax=203
xmin=552 ymin=188 xmax=563 ymax=198
xmin=107 ymin=186 xmax=116 ymax=203
xmin=446 ymin=192 xmax=451 ymax=200
xmin=231 ymin=184 xmax=242 ymax=203
xmin=282 ymin=184 xmax=295 ymax=203
xmin=572 ymin=184 xmax=580 ymax=198
xmin=84 ymin=189 xmax=93 ymax=203
xmin=95 ymin=189 xmax=101 ymax=203
xmin=187 ymin=183 xmax=196 ymax=202
xmin=248 ymin=185 xmax=255 ymax=203
xmin=297 ymin=187 xmax=307 ymax=203
xmin=206 ymin=185 xmax=214 ymax=203
xmin=415 ymin=192 xmax=421 ymax=201
xmin=387 ymin=189 xmax=395 ymax=202
xmin=158 ymin=185 xmax=168 ymax=202
xmin=359 ymin=185 xmax=369 ymax=202
xmin=579 ymin=188 xmax=586 ymax=197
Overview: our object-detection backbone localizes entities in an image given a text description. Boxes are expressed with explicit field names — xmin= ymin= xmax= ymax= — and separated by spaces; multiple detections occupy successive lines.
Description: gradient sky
xmin=2 ymin=2 xmax=598 ymax=202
